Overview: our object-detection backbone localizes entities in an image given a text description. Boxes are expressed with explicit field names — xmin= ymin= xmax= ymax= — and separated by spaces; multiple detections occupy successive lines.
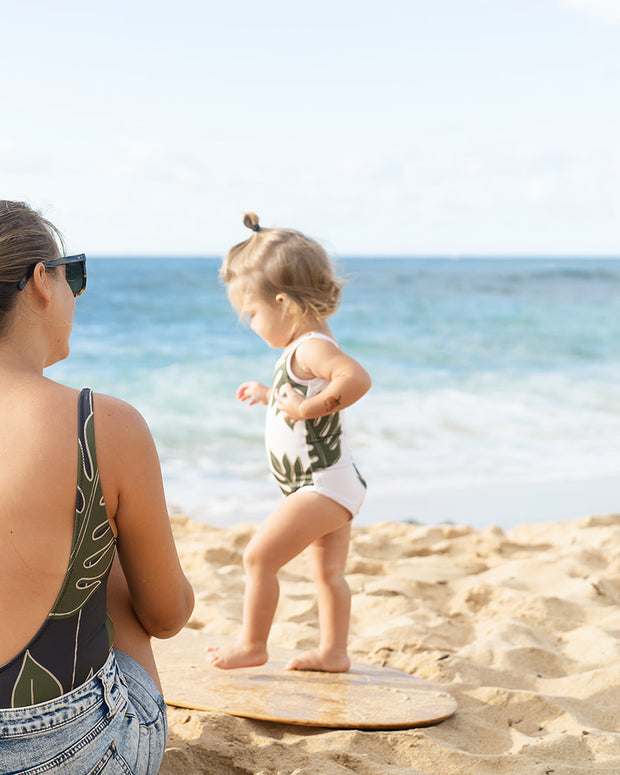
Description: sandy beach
xmin=158 ymin=513 xmax=620 ymax=775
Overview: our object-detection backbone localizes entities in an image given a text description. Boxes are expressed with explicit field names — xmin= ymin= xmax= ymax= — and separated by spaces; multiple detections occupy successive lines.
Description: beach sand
xmin=159 ymin=513 xmax=620 ymax=775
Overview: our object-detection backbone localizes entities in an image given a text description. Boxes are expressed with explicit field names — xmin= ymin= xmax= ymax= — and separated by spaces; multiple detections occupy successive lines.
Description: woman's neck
xmin=0 ymin=328 xmax=47 ymax=382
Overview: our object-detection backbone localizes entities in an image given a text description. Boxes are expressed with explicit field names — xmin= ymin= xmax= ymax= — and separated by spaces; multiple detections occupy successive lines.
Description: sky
xmin=1 ymin=0 xmax=619 ymax=257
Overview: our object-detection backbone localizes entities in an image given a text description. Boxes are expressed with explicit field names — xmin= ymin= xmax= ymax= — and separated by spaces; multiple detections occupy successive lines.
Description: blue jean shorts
xmin=0 ymin=650 xmax=167 ymax=775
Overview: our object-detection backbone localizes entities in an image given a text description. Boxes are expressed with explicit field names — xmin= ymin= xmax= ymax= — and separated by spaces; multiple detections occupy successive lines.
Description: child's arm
xmin=237 ymin=381 xmax=271 ymax=406
xmin=274 ymin=338 xmax=371 ymax=421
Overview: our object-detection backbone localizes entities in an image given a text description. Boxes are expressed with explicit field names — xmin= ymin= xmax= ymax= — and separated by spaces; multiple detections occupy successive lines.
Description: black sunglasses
xmin=17 ymin=254 xmax=87 ymax=298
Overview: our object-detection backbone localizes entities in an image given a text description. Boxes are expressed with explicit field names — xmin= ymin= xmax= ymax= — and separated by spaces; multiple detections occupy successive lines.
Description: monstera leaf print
xmin=307 ymin=413 xmax=342 ymax=470
xmin=271 ymin=363 xmax=304 ymax=431
xmin=51 ymin=492 xmax=115 ymax=618
xmin=11 ymin=651 xmax=63 ymax=707
xmin=270 ymin=452 xmax=313 ymax=495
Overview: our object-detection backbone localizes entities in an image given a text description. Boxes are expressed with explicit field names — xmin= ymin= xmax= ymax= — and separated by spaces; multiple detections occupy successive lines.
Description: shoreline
xmin=165 ymin=472 xmax=620 ymax=532
xmin=159 ymin=510 xmax=620 ymax=774
xmin=361 ymin=473 xmax=620 ymax=530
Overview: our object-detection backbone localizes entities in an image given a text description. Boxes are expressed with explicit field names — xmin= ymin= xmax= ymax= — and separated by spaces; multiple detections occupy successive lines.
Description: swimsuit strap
xmin=285 ymin=331 xmax=340 ymax=359
xmin=50 ymin=389 xmax=116 ymax=619
xmin=282 ymin=332 xmax=340 ymax=388
xmin=300 ymin=331 xmax=338 ymax=345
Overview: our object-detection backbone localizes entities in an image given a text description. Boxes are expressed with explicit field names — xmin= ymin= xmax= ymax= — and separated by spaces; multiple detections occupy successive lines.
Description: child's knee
xmin=243 ymin=542 xmax=275 ymax=573
xmin=315 ymin=565 xmax=348 ymax=588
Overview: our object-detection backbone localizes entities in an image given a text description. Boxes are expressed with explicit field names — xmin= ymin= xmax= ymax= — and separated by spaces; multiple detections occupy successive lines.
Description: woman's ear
xmin=29 ymin=263 xmax=53 ymax=308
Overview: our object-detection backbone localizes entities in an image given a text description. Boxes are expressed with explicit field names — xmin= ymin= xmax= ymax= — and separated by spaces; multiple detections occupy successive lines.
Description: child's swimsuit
xmin=265 ymin=332 xmax=366 ymax=517
xmin=0 ymin=388 xmax=117 ymax=708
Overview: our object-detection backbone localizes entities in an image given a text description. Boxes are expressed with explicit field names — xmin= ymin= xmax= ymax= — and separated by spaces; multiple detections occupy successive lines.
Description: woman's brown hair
xmin=0 ymin=201 xmax=65 ymax=333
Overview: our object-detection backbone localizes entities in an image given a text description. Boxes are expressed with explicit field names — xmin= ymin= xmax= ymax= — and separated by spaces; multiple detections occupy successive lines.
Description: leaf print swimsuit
xmin=0 ymin=389 xmax=116 ymax=709
xmin=266 ymin=332 xmax=366 ymax=517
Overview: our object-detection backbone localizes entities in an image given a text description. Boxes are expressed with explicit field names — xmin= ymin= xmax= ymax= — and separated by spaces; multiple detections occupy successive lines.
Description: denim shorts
xmin=0 ymin=650 xmax=167 ymax=775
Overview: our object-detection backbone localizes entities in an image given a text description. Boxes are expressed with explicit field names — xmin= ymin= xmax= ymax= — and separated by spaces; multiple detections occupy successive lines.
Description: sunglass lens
xmin=65 ymin=261 xmax=86 ymax=297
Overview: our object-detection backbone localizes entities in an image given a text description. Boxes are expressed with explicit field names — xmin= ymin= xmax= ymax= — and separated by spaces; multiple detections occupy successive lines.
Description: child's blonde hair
xmin=220 ymin=213 xmax=343 ymax=323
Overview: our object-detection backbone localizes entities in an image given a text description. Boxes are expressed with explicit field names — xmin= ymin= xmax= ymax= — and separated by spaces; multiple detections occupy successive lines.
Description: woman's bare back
xmin=0 ymin=380 xmax=81 ymax=665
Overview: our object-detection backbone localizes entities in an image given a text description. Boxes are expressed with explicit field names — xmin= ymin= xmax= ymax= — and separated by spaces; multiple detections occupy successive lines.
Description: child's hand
xmin=274 ymin=383 xmax=305 ymax=421
xmin=237 ymin=381 xmax=270 ymax=406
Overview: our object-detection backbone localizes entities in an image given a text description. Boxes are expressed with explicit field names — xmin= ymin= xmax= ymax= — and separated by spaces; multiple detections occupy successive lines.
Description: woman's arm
xmin=95 ymin=394 xmax=194 ymax=639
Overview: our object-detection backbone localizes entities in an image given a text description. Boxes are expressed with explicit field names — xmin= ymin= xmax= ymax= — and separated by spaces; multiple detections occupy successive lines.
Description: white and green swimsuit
xmin=265 ymin=332 xmax=366 ymax=517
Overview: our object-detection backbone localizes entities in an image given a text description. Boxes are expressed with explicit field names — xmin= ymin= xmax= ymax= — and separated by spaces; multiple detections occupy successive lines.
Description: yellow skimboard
xmin=152 ymin=629 xmax=457 ymax=729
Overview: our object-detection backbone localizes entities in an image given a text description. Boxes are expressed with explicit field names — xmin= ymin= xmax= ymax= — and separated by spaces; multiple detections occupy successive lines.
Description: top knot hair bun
xmin=243 ymin=212 xmax=261 ymax=232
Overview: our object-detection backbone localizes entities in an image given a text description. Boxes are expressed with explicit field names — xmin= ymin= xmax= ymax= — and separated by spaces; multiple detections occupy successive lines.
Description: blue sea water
xmin=47 ymin=257 xmax=620 ymax=530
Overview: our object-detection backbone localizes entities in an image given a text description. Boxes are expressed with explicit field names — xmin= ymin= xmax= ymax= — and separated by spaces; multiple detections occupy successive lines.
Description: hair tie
xmin=251 ymin=224 xmax=261 ymax=232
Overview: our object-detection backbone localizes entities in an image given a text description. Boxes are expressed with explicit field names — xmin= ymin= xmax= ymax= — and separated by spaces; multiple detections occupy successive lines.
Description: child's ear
xmin=275 ymin=293 xmax=293 ymax=314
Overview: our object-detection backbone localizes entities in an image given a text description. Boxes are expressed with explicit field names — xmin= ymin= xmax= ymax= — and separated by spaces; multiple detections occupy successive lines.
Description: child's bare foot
xmin=205 ymin=642 xmax=268 ymax=670
xmin=286 ymin=649 xmax=351 ymax=672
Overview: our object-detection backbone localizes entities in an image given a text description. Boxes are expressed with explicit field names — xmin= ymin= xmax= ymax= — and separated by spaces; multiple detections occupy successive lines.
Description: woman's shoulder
xmin=26 ymin=383 xmax=146 ymax=430
xmin=91 ymin=391 xmax=144 ymax=419
xmin=91 ymin=392 xmax=151 ymax=442
xmin=90 ymin=393 xmax=158 ymax=516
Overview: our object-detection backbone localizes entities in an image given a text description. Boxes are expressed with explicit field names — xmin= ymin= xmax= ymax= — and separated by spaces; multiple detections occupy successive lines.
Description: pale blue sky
xmin=1 ymin=0 xmax=619 ymax=256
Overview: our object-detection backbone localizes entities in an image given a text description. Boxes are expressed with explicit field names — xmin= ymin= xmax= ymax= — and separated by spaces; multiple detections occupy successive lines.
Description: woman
xmin=0 ymin=201 xmax=194 ymax=774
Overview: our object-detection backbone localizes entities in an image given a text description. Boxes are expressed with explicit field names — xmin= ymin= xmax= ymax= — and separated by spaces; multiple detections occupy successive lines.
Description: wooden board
xmin=152 ymin=629 xmax=457 ymax=729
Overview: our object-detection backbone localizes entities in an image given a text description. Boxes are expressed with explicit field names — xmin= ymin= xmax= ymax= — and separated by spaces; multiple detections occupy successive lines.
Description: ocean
xmin=46 ymin=257 xmax=620 ymax=531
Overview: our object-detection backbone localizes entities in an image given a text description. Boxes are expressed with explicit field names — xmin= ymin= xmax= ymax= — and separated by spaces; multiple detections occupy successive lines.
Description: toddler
xmin=207 ymin=213 xmax=371 ymax=672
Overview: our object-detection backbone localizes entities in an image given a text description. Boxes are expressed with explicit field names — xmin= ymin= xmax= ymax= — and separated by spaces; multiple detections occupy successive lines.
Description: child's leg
xmin=206 ymin=491 xmax=350 ymax=669
xmin=287 ymin=514 xmax=352 ymax=672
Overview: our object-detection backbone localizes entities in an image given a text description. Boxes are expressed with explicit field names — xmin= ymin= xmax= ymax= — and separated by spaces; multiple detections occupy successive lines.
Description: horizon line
xmin=84 ymin=253 xmax=620 ymax=261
